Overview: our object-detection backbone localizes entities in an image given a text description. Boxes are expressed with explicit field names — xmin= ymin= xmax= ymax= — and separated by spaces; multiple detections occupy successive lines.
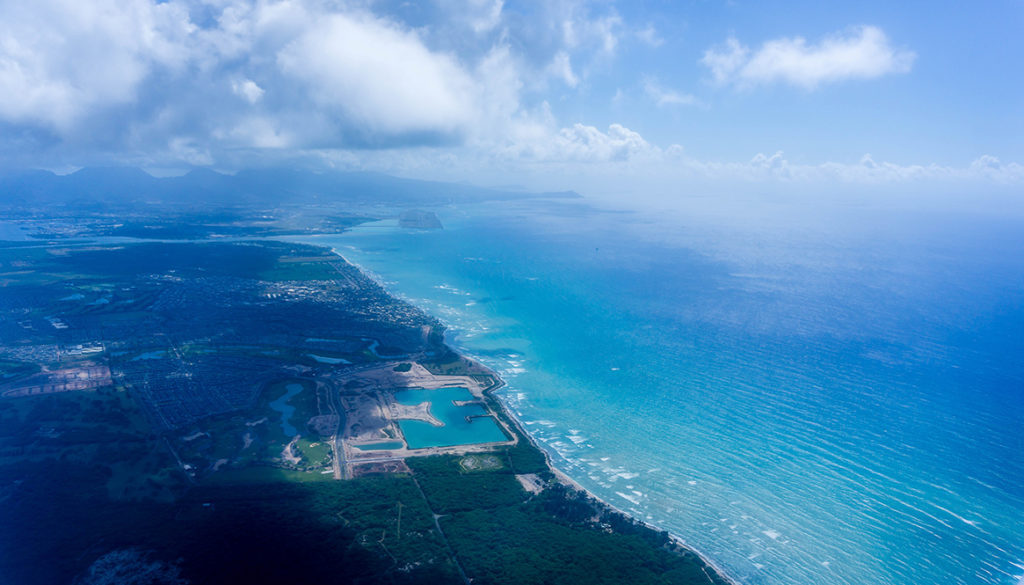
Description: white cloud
xmin=967 ymin=155 xmax=1023 ymax=182
xmin=466 ymin=0 xmax=505 ymax=34
xmin=277 ymin=12 xmax=476 ymax=141
xmin=0 ymin=0 xmax=644 ymax=164
xmin=547 ymin=51 xmax=579 ymax=87
xmin=0 ymin=0 xmax=1015 ymax=190
xmin=0 ymin=1 xmax=513 ymax=152
xmin=217 ymin=115 xmax=292 ymax=149
xmin=500 ymin=121 xmax=655 ymax=163
xmin=425 ymin=0 xmax=506 ymax=37
xmin=562 ymin=10 xmax=622 ymax=55
xmin=0 ymin=0 xmax=193 ymax=130
xmin=702 ymin=37 xmax=749 ymax=86
xmin=555 ymin=123 xmax=652 ymax=161
xmin=471 ymin=44 xmax=527 ymax=140
xmin=591 ymin=14 xmax=622 ymax=55
xmin=643 ymin=78 xmax=699 ymax=107
xmin=676 ymin=151 xmax=1024 ymax=184
xmin=231 ymin=78 xmax=264 ymax=103
xmin=702 ymin=26 xmax=916 ymax=90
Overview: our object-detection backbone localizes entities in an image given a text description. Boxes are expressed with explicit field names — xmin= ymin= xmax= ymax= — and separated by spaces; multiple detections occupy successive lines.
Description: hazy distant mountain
xmin=0 ymin=167 xmax=580 ymax=209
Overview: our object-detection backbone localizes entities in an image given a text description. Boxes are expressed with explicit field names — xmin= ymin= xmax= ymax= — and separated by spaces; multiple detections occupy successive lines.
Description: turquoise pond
xmin=394 ymin=387 xmax=508 ymax=448
xmin=353 ymin=441 xmax=405 ymax=451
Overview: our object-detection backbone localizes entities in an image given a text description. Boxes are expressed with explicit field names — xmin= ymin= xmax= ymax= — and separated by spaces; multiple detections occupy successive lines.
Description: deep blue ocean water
xmin=297 ymin=196 xmax=1024 ymax=585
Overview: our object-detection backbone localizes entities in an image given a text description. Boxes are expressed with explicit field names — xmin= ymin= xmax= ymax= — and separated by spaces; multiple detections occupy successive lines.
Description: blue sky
xmin=0 ymin=0 xmax=1021 ymax=194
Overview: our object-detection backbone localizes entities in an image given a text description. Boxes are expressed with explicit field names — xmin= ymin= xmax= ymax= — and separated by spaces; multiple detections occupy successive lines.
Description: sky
xmin=0 ymin=0 xmax=1022 ymax=197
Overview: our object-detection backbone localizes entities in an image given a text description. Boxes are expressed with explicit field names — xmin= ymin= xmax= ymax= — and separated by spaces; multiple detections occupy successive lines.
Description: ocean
xmin=297 ymin=194 xmax=1024 ymax=585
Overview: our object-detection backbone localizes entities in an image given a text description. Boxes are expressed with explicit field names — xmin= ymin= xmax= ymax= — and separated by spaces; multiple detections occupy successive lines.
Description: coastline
xmin=473 ymin=357 xmax=741 ymax=585
xmin=326 ymin=244 xmax=739 ymax=585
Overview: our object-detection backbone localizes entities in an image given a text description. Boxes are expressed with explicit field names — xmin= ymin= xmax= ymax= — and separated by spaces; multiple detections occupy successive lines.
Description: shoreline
xmin=326 ymin=241 xmax=739 ymax=585
xmin=473 ymin=358 xmax=741 ymax=585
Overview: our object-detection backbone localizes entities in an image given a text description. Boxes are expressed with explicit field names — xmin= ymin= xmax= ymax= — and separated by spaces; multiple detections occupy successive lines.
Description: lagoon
xmin=394 ymin=387 xmax=508 ymax=448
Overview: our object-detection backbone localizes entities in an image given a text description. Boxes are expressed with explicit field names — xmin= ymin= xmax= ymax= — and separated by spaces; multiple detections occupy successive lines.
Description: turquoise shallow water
xmin=292 ymin=198 xmax=1024 ymax=585
xmin=394 ymin=387 xmax=508 ymax=448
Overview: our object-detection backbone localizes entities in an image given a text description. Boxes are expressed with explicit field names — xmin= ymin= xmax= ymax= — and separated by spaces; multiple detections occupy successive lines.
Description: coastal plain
xmin=0 ymin=231 xmax=730 ymax=585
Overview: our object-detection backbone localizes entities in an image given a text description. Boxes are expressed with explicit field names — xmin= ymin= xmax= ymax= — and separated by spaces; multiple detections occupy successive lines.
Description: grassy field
xmin=171 ymin=376 xmax=337 ymax=481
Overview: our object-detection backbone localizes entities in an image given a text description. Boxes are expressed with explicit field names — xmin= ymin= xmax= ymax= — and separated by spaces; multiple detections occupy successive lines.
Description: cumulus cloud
xmin=0 ymin=1 xmax=1016 ymax=190
xmin=0 ymin=0 xmax=192 ymax=131
xmin=499 ymin=120 xmax=657 ymax=163
xmin=0 ymin=0 xmax=662 ymax=168
xmin=0 ymin=0 xmax=644 ymax=165
xmin=702 ymin=26 xmax=916 ymax=89
xmin=0 ymin=0 xmax=516 ymax=159
xmin=277 ymin=12 xmax=476 ymax=143
xmin=555 ymin=123 xmax=652 ymax=161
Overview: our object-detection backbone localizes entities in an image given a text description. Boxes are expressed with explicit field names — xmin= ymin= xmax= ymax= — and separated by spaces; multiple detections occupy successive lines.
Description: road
xmin=412 ymin=475 xmax=470 ymax=585
xmin=324 ymin=380 xmax=347 ymax=480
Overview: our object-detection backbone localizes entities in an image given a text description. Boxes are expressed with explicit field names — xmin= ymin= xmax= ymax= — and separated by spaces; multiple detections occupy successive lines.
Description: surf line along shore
xmin=473 ymin=360 xmax=740 ymax=585
xmin=328 ymin=245 xmax=740 ymax=585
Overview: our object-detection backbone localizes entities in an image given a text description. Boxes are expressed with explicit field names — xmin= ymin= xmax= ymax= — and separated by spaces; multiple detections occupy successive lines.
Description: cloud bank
xmin=0 ymin=0 xmax=645 ymax=167
xmin=0 ymin=2 xmax=1017 ymax=190
xmin=688 ymin=152 xmax=1024 ymax=184
xmin=0 ymin=0 xmax=192 ymax=132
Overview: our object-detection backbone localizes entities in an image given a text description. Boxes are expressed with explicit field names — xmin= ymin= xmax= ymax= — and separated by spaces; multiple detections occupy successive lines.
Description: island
xmin=0 ymin=235 xmax=731 ymax=585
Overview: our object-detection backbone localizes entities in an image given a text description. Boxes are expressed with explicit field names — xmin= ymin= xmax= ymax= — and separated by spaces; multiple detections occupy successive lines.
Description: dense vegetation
xmin=1 ymin=439 xmax=729 ymax=585
xmin=408 ymin=454 xmax=730 ymax=585
xmin=0 ymin=462 xmax=459 ymax=585
xmin=0 ymin=239 xmax=728 ymax=585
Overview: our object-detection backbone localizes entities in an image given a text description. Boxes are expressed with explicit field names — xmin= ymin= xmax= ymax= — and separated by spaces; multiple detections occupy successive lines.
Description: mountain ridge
xmin=0 ymin=167 xmax=581 ymax=208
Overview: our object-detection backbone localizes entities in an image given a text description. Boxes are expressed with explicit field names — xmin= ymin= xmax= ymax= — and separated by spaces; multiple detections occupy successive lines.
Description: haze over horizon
xmin=0 ymin=0 xmax=1021 ymax=201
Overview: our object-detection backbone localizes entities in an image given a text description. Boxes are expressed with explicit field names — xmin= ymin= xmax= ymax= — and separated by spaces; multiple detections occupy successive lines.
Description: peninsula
xmin=398 ymin=209 xmax=444 ymax=229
